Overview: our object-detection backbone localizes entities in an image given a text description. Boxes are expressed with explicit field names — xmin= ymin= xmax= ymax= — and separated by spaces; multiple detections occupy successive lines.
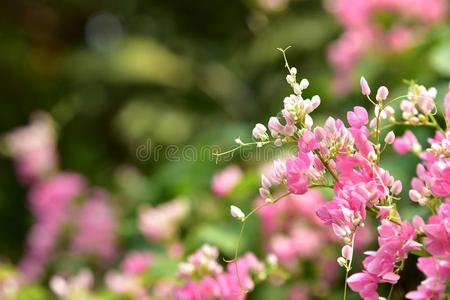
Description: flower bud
xmin=341 ymin=245 xmax=353 ymax=260
xmin=376 ymin=86 xmax=389 ymax=102
xmin=304 ymin=114 xmax=313 ymax=128
xmin=299 ymin=78 xmax=309 ymax=90
xmin=337 ymin=257 xmax=347 ymax=267
xmin=409 ymin=190 xmax=422 ymax=203
xmin=261 ymin=175 xmax=271 ymax=189
xmin=259 ymin=187 xmax=271 ymax=199
xmin=293 ymin=83 xmax=302 ymax=95
xmin=390 ymin=180 xmax=402 ymax=195
xmin=252 ymin=123 xmax=267 ymax=140
xmin=311 ymin=95 xmax=321 ymax=110
xmin=230 ymin=205 xmax=245 ymax=221
xmin=384 ymin=131 xmax=395 ymax=144
xmin=286 ymin=75 xmax=295 ymax=85
xmin=290 ymin=67 xmax=297 ymax=75
xmin=360 ymin=76 xmax=371 ymax=96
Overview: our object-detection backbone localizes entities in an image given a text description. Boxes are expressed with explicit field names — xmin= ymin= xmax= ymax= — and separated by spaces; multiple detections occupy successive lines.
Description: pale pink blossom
xmin=121 ymin=251 xmax=154 ymax=275
xmin=212 ymin=165 xmax=243 ymax=197
xmin=20 ymin=173 xmax=86 ymax=281
xmin=5 ymin=112 xmax=58 ymax=183
xmin=393 ymin=130 xmax=420 ymax=155
xmin=70 ymin=190 xmax=118 ymax=260
xmin=138 ymin=198 xmax=188 ymax=242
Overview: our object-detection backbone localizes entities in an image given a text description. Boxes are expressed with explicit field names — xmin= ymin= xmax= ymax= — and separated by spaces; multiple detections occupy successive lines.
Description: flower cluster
xmin=174 ymin=245 xmax=266 ymax=300
xmin=256 ymin=191 xmax=373 ymax=298
xmin=347 ymin=220 xmax=421 ymax=299
xmin=406 ymin=257 xmax=450 ymax=300
xmin=4 ymin=113 xmax=119 ymax=282
xmin=227 ymin=64 xmax=450 ymax=299
xmin=325 ymin=0 xmax=448 ymax=94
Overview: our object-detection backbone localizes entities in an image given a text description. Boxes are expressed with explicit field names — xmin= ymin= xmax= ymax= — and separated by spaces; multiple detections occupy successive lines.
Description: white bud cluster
xmin=399 ymin=84 xmax=437 ymax=125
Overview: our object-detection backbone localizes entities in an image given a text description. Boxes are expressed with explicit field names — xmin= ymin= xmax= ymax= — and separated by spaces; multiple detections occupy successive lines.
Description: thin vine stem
xmin=343 ymin=232 xmax=356 ymax=300
xmin=387 ymin=283 xmax=395 ymax=300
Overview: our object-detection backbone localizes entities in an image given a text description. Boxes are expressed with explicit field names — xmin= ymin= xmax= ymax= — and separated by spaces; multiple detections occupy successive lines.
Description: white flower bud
xmin=286 ymin=75 xmax=295 ymax=85
xmin=304 ymin=114 xmax=313 ymax=128
xmin=337 ymin=257 xmax=347 ymax=267
xmin=341 ymin=245 xmax=353 ymax=260
xmin=230 ymin=205 xmax=245 ymax=221
xmin=252 ymin=123 xmax=267 ymax=140
xmin=234 ymin=138 xmax=244 ymax=145
xmin=290 ymin=67 xmax=297 ymax=75
xmin=390 ymin=180 xmax=402 ymax=195
xmin=384 ymin=131 xmax=395 ymax=144
xmin=299 ymin=78 xmax=309 ymax=90
xmin=293 ymin=83 xmax=302 ymax=95
xmin=311 ymin=95 xmax=321 ymax=110
xmin=368 ymin=151 xmax=377 ymax=161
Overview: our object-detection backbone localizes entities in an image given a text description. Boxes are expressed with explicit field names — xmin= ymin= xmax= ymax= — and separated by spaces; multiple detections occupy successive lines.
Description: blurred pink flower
xmin=138 ymin=198 xmax=189 ymax=242
xmin=20 ymin=173 xmax=86 ymax=281
xmin=121 ymin=251 xmax=154 ymax=275
xmin=211 ymin=165 xmax=243 ymax=197
xmin=5 ymin=112 xmax=58 ymax=184
xmin=325 ymin=0 xmax=448 ymax=95
xmin=174 ymin=249 xmax=264 ymax=300
xmin=70 ymin=189 xmax=118 ymax=260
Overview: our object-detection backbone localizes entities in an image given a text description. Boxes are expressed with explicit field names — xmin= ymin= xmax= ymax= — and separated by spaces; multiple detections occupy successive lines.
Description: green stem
xmin=315 ymin=150 xmax=339 ymax=182
xmin=387 ymin=283 xmax=395 ymax=300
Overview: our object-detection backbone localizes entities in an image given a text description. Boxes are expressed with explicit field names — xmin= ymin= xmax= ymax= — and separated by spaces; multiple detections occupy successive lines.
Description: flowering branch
xmin=224 ymin=51 xmax=450 ymax=299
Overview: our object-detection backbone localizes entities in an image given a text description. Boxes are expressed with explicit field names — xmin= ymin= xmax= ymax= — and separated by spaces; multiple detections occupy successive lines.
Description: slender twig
xmin=277 ymin=46 xmax=292 ymax=72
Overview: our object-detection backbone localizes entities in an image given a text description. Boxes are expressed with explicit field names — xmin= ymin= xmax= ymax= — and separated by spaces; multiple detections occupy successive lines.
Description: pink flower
xmin=212 ymin=165 xmax=243 ymax=197
xmin=298 ymin=130 xmax=316 ymax=152
xmin=71 ymin=190 xmax=118 ymax=260
xmin=138 ymin=198 xmax=189 ymax=242
xmin=376 ymin=86 xmax=389 ymax=102
xmin=5 ymin=112 xmax=58 ymax=184
xmin=122 ymin=252 xmax=154 ymax=275
xmin=348 ymin=220 xmax=420 ymax=299
xmin=286 ymin=153 xmax=311 ymax=195
xmin=429 ymin=161 xmax=450 ymax=197
xmin=347 ymin=106 xmax=368 ymax=129
xmin=406 ymin=257 xmax=450 ymax=300
xmin=175 ymin=249 xmax=264 ymax=300
xmin=393 ymin=130 xmax=419 ymax=155
xmin=326 ymin=0 xmax=448 ymax=95
xmin=424 ymin=199 xmax=450 ymax=258
xmin=20 ymin=173 xmax=86 ymax=281
xmin=360 ymin=76 xmax=371 ymax=96
xmin=347 ymin=272 xmax=379 ymax=300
